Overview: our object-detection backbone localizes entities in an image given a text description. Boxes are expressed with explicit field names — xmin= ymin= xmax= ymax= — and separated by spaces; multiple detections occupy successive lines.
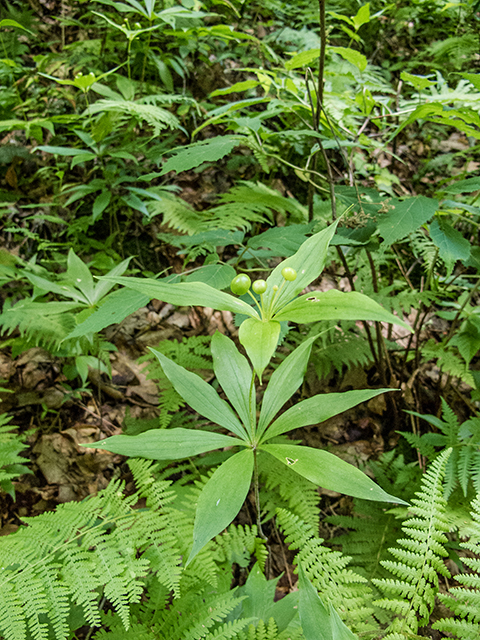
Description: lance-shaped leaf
xmin=260 ymin=444 xmax=408 ymax=504
xmin=263 ymin=388 xmax=392 ymax=441
xmin=257 ymin=334 xmax=318 ymax=437
xmin=99 ymin=275 xmax=259 ymax=318
xmin=274 ymin=289 xmax=412 ymax=332
xmin=212 ymin=332 xmax=255 ymax=434
xmin=262 ymin=222 xmax=338 ymax=313
xmin=67 ymin=249 xmax=95 ymax=305
xmin=150 ymin=348 xmax=248 ymax=440
xmin=239 ymin=319 xmax=281 ymax=382
xmin=66 ymin=288 xmax=149 ymax=339
xmin=187 ymin=448 xmax=254 ymax=564
xmin=298 ymin=565 xmax=358 ymax=640
xmin=83 ymin=428 xmax=241 ymax=459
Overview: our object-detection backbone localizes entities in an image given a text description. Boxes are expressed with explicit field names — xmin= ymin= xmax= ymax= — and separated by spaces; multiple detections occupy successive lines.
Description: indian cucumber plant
xmin=88 ymin=227 xmax=410 ymax=558
xmin=2 ymin=0 xmax=480 ymax=637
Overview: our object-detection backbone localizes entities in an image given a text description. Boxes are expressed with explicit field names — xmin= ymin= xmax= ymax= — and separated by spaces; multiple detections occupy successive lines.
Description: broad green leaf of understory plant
xmin=263 ymin=388 xmax=394 ymax=440
xmin=85 ymin=428 xmax=240 ymax=459
xmin=274 ymin=290 xmax=412 ymax=332
xmin=187 ymin=448 xmax=254 ymax=565
xmin=99 ymin=276 xmax=259 ymax=318
xmin=298 ymin=565 xmax=358 ymax=640
xmin=238 ymin=319 xmax=281 ymax=384
xmin=260 ymin=444 xmax=407 ymax=504
xmin=161 ymin=136 xmax=246 ymax=174
xmin=211 ymin=332 xmax=255 ymax=434
xmin=150 ymin=348 xmax=248 ymax=440
xmin=377 ymin=195 xmax=438 ymax=247
xmin=0 ymin=19 xmax=35 ymax=33
xmin=429 ymin=217 xmax=471 ymax=275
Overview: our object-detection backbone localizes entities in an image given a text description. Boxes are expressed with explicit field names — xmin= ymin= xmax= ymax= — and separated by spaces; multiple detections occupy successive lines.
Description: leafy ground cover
xmin=1 ymin=0 xmax=480 ymax=638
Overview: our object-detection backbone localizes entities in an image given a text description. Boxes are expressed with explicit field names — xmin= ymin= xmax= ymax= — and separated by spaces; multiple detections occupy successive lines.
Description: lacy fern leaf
xmin=87 ymin=99 xmax=180 ymax=135
xmin=373 ymin=448 xmax=452 ymax=639
xmin=0 ymin=463 xmax=180 ymax=640
xmin=433 ymin=493 xmax=480 ymax=638
xmin=0 ymin=413 xmax=31 ymax=497
xmin=276 ymin=508 xmax=375 ymax=636
xmin=326 ymin=451 xmax=419 ymax=580
xmin=402 ymin=399 xmax=480 ymax=497
xmin=0 ymin=299 xmax=78 ymax=353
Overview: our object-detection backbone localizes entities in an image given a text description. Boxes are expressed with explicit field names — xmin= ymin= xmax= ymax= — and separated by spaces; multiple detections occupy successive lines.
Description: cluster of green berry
xmin=230 ymin=267 xmax=297 ymax=296
xmin=230 ymin=267 xmax=297 ymax=321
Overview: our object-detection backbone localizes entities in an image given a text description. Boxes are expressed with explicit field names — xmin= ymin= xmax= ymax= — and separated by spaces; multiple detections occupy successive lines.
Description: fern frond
xmin=410 ymin=229 xmax=440 ymax=274
xmin=371 ymin=286 xmax=433 ymax=318
xmin=153 ymin=584 xmax=247 ymax=640
xmin=203 ymin=618 xmax=254 ymax=639
xmin=403 ymin=400 xmax=480 ymax=498
xmin=87 ymin=99 xmax=180 ymax=134
xmin=260 ymin=454 xmax=320 ymax=529
xmin=421 ymin=339 xmax=475 ymax=387
xmin=0 ymin=299 xmax=78 ymax=352
xmin=373 ymin=449 xmax=452 ymax=638
xmin=433 ymin=493 xmax=480 ymax=638
xmin=326 ymin=452 xmax=418 ymax=581
xmin=217 ymin=182 xmax=307 ymax=223
xmin=312 ymin=327 xmax=374 ymax=379
xmin=0 ymin=414 xmax=31 ymax=497
xmin=148 ymin=191 xmax=208 ymax=234
xmin=214 ymin=524 xmax=267 ymax=572
xmin=0 ymin=470 xmax=181 ymax=640
xmin=276 ymin=508 xmax=375 ymax=635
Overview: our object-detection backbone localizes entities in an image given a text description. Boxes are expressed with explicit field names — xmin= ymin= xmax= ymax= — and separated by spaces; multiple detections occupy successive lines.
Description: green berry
xmin=281 ymin=267 xmax=297 ymax=281
xmin=230 ymin=274 xmax=251 ymax=295
xmin=252 ymin=279 xmax=267 ymax=294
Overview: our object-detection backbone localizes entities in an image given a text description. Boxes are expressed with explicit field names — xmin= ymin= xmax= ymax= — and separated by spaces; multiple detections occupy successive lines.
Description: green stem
xmin=253 ymin=448 xmax=267 ymax=542
xmin=249 ymin=370 xmax=256 ymax=440
xmin=247 ymin=289 xmax=265 ymax=320
xmin=268 ymin=279 xmax=286 ymax=317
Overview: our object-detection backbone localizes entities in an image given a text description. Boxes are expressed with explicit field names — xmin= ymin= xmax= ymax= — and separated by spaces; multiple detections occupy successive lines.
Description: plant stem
xmin=249 ymin=370 xmax=256 ymax=439
xmin=336 ymin=245 xmax=379 ymax=368
xmin=253 ymin=448 xmax=267 ymax=542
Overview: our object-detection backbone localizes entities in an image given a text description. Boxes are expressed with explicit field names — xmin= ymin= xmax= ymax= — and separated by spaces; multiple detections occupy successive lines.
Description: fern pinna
xmin=403 ymin=398 xmax=480 ymax=497
xmin=276 ymin=507 xmax=377 ymax=638
xmin=0 ymin=413 xmax=31 ymax=498
xmin=433 ymin=492 xmax=480 ymax=639
xmin=0 ymin=459 xmax=181 ymax=640
xmin=373 ymin=448 xmax=452 ymax=639
xmin=326 ymin=451 xmax=420 ymax=581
